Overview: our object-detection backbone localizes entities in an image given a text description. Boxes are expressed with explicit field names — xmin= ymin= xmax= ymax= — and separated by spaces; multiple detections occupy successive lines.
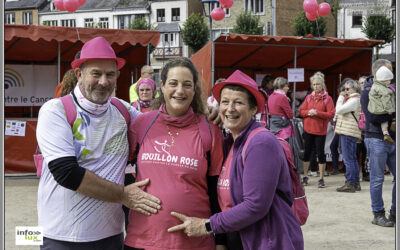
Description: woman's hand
xmin=167 ymin=212 xmax=210 ymax=237
xmin=308 ymin=109 xmax=317 ymax=116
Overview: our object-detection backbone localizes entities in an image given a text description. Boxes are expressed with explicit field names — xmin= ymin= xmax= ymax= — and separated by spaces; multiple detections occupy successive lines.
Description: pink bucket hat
xmin=137 ymin=78 xmax=155 ymax=93
xmin=71 ymin=37 xmax=126 ymax=70
xmin=212 ymin=70 xmax=265 ymax=113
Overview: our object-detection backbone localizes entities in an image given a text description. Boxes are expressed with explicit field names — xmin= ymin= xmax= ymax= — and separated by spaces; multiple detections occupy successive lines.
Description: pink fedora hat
xmin=212 ymin=70 xmax=265 ymax=113
xmin=71 ymin=37 xmax=126 ymax=70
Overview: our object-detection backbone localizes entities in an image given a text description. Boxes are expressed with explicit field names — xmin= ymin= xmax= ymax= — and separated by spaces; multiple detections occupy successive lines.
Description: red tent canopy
xmin=5 ymin=24 xmax=160 ymax=101
xmin=191 ymin=33 xmax=382 ymax=97
xmin=4 ymin=24 xmax=160 ymax=174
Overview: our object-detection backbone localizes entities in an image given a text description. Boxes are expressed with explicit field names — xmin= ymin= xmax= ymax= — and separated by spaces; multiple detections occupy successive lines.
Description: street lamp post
xmin=202 ymin=0 xmax=218 ymax=90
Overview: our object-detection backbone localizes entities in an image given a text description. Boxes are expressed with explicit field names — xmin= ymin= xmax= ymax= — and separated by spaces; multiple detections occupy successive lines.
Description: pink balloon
xmin=78 ymin=0 xmax=86 ymax=6
xmin=303 ymin=0 xmax=318 ymax=14
xmin=63 ymin=0 xmax=80 ymax=12
xmin=211 ymin=8 xmax=225 ymax=21
xmin=306 ymin=11 xmax=318 ymax=21
xmin=54 ymin=0 xmax=66 ymax=11
xmin=318 ymin=2 xmax=331 ymax=16
xmin=218 ymin=0 xmax=233 ymax=9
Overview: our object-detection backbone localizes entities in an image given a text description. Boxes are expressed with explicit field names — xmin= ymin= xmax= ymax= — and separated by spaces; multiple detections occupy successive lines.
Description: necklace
xmin=166 ymin=125 xmax=181 ymax=151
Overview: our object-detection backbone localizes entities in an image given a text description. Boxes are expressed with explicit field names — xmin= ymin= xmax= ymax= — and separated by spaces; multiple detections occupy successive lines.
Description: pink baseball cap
xmin=137 ymin=78 xmax=155 ymax=93
xmin=212 ymin=70 xmax=265 ymax=113
xmin=71 ymin=37 xmax=126 ymax=70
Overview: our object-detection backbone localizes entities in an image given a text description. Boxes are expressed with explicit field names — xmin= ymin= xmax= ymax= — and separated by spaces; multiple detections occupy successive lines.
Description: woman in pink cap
xmin=124 ymin=57 xmax=225 ymax=250
xmin=131 ymin=78 xmax=157 ymax=113
xmin=167 ymin=70 xmax=304 ymax=250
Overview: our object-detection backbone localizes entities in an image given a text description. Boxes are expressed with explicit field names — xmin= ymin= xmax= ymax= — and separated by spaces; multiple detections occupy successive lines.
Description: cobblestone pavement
xmin=5 ymin=174 xmax=396 ymax=250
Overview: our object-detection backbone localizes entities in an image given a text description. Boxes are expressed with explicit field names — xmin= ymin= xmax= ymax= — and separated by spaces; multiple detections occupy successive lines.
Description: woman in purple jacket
xmin=168 ymin=70 xmax=303 ymax=250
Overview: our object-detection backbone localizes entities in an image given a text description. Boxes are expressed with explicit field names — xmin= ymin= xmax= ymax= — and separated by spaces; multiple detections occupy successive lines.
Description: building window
xmin=23 ymin=11 xmax=33 ymax=25
xmin=352 ymin=14 xmax=362 ymax=27
xmin=172 ymin=8 xmax=180 ymax=21
xmin=118 ymin=15 xmax=135 ymax=29
xmin=157 ymin=9 xmax=165 ymax=22
xmin=61 ymin=19 xmax=76 ymax=27
xmin=161 ymin=32 xmax=178 ymax=47
xmin=98 ymin=17 xmax=109 ymax=29
xmin=245 ymin=0 xmax=264 ymax=14
xmin=50 ymin=1 xmax=56 ymax=11
xmin=84 ymin=18 xmax=94 ymax=28
xmin=5 ymin=12 xmax=15 ymax=24
xmin=43 ymin=20 xmax=58 ymax=26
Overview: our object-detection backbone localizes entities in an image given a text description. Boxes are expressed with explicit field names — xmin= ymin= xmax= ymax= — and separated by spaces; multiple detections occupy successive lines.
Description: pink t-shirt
xmin=217 ymin=147 xmax=234 ymax=212
xmin=125 ymin=117 xmax=223 ymax=250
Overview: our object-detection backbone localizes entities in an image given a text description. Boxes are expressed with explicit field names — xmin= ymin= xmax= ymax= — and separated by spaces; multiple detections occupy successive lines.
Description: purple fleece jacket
xmin=210 ymin=120 xmax=304 ymax=250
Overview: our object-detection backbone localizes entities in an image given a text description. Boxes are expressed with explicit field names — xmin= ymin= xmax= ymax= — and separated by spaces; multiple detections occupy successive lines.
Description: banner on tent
xmin=4 ymin=64 xmax=57 ymax=106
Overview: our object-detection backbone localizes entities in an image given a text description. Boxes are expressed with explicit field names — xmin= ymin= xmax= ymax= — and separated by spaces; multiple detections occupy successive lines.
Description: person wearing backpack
xmin=36 ymin=37 xmax=161 ymax=250
xmin=334 ymin=79 xmax=362 ymax=193
xmin=299 ymin=72 xmax=335 ymax=188
xmin=167 ymin=70 xmax=304 ymax=250
xmin=124 ymin=57 xmax=225 ymax=250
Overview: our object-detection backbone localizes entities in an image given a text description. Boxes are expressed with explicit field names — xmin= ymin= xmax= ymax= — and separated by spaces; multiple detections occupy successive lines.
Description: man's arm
xmin=77 ymin=171 xmax=160 ymax=215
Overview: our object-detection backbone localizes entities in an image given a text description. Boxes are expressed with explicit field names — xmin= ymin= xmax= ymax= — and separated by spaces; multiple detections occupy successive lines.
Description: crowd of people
xmin=35 ymin=36 xmax=395 ymax=250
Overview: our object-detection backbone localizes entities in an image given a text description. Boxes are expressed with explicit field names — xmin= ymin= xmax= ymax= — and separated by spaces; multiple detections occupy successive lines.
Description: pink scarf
xmin=311 ymin=90 xmax=327 ymax=101
xmin=159 ymin=103 xmax=197 ymax=127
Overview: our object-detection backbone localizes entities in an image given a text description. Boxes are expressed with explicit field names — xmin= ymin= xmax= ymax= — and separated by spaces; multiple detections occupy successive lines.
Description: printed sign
xmin=288 ymin=68 xmax=304 ymax=82
xmin=5 ymin=64 xmax=56 ymax=106
xmin=16 ymin=226 xmax=43 ymax=245
xmin=5 ymin=120 xmax=26 ymax=137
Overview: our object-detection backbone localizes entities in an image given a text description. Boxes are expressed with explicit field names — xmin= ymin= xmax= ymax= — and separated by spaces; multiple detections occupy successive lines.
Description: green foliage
xmin=129 ymin=17 xmax=153 ymax=30
xmin=362 ymin=15 xmax=395 ymax=49
xmin=232 ymin=11 xmax=263 ymax=35
xmin=292 ymin=11 xmax=327 ymax=37
xmin=182 ymin=13 xmax=209 ymax=52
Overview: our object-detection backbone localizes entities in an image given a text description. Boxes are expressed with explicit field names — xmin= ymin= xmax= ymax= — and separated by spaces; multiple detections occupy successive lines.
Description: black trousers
xmin=303 ymin=131 xmax=327 ymax=164
xmin=41 ymin=233 xmax=123 ymax=250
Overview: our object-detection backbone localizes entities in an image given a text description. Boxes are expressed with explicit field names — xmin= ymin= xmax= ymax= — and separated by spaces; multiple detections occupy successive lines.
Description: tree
xmin=292 ymin=11 xmax=327 ymax=37
xmin=182 ymin=13 xmax=209 ymax=53
xmin=232 ymin=11 xmax=263 ymax=35
xmin=361 ymin=13 xmax=395 ymax=58
xmin=129 ymin=17 xmax=153 ymax=30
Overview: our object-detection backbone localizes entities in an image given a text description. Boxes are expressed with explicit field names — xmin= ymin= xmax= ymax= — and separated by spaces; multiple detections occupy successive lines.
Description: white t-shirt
xmin=36 ymin=95 xmax=140 ymax=242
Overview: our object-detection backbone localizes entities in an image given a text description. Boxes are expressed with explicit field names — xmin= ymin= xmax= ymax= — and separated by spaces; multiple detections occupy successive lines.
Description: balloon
xmin=63 ymin=0 xmax=80 ymax=12
xmin=54 ymin=0 xmax=66 ymax=11
xmin=303 ymin=0 xmax=318 ymax=13
xmin=318 ymin=2 xmax=331 ymax=16
xmin=218 ymin=0 xmax=233 ymax=9
xmin=78 ymin=0 xmax=86 ymax=6
xmin=211 ymin=8 xmax=225 ymax=21
xmin=306 ymin=11 xmax=318 ymax=21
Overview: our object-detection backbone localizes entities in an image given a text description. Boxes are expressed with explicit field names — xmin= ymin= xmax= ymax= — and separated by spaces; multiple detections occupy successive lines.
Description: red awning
xmin=5 ymin=24 xmax=160 ymax=67
xmin=191 ymin=33 xmax=382 ymax=96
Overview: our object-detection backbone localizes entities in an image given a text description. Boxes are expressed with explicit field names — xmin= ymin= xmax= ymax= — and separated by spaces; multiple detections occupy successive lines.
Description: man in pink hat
xmin=36 ymin=36 xmax=161 ymax=249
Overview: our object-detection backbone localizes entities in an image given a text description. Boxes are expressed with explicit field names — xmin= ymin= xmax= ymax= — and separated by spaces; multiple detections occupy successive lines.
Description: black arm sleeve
xmin=207 ymin=175 xmax=227 ymax=245
xmin=48 ymin=156 xmax=86 ymax=191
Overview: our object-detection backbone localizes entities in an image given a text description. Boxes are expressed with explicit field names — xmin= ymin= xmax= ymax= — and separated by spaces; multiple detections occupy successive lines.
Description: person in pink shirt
xmin=268 ymin=77 xmax=294 ymax=140
xmin=124 ymin=57 xmax=224 ymax=250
